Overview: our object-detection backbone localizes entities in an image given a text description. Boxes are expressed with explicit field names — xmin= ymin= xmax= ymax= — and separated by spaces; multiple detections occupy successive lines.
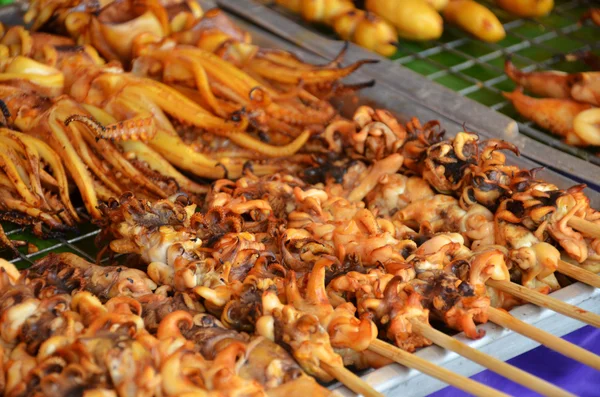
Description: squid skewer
xmin=337 ymin=107 xmax=600 ymax=289
xmin=279 ymin=260 xmax=511 ymax=396
xmin=21 ymin=253 xmax=337 ymax=397
xmin=0 ymin=260 xmax=275 ymax=397
xmin=315 ymin=257 xmax=573 ymax=396
xmin=393 ymin=127 xmax=600 ymax=282
xmin=369 ymin=234 xmax=600 ymax=370
xmin=30 ymin=253 xmax=381 ymax=397
xmin=29 ymin=251 xmax=506 ymax=397
xmin=7 ymin=7 xmax=600 ymax=392
xmin=96 ymin=189 xmax=585 ymax=396
xmin=390 ymin=186 xmax=600 ymax=327
xmin=332 ymin=112 xmax=600 ymax=351
xmin=392 ymin=184 xmax=596 ymax=291
xmin=95 ymin=190 xmax=514 ymax=396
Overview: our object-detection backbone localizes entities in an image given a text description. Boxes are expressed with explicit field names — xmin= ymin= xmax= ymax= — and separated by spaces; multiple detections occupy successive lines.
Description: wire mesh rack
xmin=391 ymin=0 xmax=600 ymax=163
xmin=2 ymin=214 xmax=112 ymax=268
xmin=264 ymin=0 xmax=600 ymax=164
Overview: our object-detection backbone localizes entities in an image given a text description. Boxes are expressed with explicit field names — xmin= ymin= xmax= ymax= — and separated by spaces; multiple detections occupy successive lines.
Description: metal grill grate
xmin=3 ymin=213 xmax=113 ymax=268
xmin=389 ymin=0 xmax=600 ymax=163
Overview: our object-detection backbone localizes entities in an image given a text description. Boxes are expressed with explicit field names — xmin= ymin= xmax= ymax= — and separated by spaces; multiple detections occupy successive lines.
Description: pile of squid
xmin=0 ymin=0 xmax=376 ymax=244
xmin=503 ymin=57 xmax=600 ymax=147
xmin=4 ymin=99 xmax=600 ymax=395
xmin=0 ymin=254 xmax=331 ymax=397
xmin=4 ymin=1 xmax=600 ymax=395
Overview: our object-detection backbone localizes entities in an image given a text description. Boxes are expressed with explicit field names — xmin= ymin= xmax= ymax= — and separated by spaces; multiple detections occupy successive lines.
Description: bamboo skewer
xmin=488 ymin=307 xmax=600 ymax=371
xmin=568 ymin=217 xmax=600 ymax=240
xmin=321 ymin=362 xmax=384 ymax=397
xmin=368 ymin=340 xmax=510 ymax=397
xmin=487 ymin=279 xmax=600 ymax=327
xmin=410 ymin=320 xmax=575 ymax=397
xmin=557 ymin=260 xmax=600 ymax=289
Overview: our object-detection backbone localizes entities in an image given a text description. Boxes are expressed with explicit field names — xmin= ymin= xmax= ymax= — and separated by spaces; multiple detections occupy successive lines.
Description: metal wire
xmin=3 ymin=210 xmax=108 ymax=267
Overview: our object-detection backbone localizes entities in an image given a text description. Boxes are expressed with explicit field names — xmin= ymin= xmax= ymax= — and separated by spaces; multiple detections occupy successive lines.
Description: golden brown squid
xmin=505 ymin=59 xmax=600 ymax=106
xmin=0 ymin=128 xmax=78 ymax=233
xmin=502 ymin=88 xmax=595 ymax=146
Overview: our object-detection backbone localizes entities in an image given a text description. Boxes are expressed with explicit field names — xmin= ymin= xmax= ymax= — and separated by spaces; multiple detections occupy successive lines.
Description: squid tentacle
xmin=64 ymin=114 xmax=157 ymax=142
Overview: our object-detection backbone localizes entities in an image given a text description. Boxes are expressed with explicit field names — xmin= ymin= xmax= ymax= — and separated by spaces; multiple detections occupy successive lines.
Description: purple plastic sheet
xmin=430 ymin=326 xmax=600 ymax=396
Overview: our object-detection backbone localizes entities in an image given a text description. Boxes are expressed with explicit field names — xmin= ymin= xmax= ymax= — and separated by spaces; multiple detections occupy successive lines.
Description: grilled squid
xmin=64 ymin=114 xmax=157 ymax=142
xmin=505 ymin=59 xmax=600 ymax=106
xmin=502 ymin=88 xmax=594 ymax=146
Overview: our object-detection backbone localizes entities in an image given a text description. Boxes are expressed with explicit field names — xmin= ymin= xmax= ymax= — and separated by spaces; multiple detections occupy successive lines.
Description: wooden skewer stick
xmin=488 ymin=307 xmax=600 ymax=371
xmin=369 ymin=339 xmax=510 ymax=397
xmin=557 ymin=260 xmax=600 ymax=289
xmin=568 ymin=217 xmax=600 ymax=240
xmin=321 ymin=362 xmax=384 ymax=397
xmin=411 ymin=320 xmax=575 ymax=397
xmin=487 ymin=279 xmax=600 ymax=328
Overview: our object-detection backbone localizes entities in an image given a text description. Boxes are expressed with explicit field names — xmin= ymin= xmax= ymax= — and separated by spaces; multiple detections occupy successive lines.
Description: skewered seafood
xmin=96 ymin=106 xmax=600 ymax=317
xmin=4 ymin=1 xmax=600 ymax=396
xmin=4 ymin=112 xmax=599 ymax=396
xmin=0 ymin=256 xmax=334 ymax=396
